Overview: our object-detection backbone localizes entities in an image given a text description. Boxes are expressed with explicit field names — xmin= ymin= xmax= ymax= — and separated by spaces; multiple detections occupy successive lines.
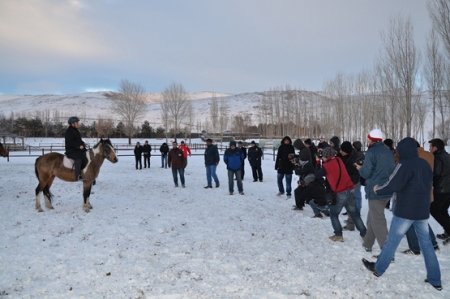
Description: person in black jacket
xmin=64 ymin=116 xmax=87 ymax=181
xmin=293 ymin=151 xmax=315 ymax=210
xmin=160 ymin=142 xmax=169 ymax=168
xmin=248 ymin=141 xmax=263 ymax=182
xmin=134 ymin=142 xmax=143 ymax=170
xmin=304 ymin=138 xmax=318 ymax=164
xmin=429 ymin=138 xmax=450 ymax=243
xmin=340 ymin=141 xmax=361 ymax=231
xmin=275 ymin=136 xmax=295 ymax=199
xmin=237 ymin=141 xmax=247 ymax=180
xmin=204 ymin=138 xmax=220 ymax=188
xmin=143 ymin=140 xmax=152 ymax=168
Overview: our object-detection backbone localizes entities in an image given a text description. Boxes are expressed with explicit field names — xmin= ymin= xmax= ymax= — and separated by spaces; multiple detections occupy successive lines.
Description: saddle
xmin=63 ymin=156 xmax=75 ymax=169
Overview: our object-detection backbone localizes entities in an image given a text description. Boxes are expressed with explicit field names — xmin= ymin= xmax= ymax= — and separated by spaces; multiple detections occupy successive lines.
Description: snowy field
xmin=0 ymin=142 xmax=449 ymax=298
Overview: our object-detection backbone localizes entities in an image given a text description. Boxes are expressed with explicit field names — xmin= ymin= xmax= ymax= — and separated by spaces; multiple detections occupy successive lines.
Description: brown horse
xmin=0 ymin=142 xmax=9 ymax=157
xmin=34 ymin=138 xmax=118 ymax=212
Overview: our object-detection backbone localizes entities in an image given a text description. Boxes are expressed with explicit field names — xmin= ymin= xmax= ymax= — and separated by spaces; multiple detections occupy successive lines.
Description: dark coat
xmin=168 ymin=147 xmax=185 ymax=169
xmin=308 ymin=144 xmax=318 ymax=162
xmin=204 ymin=144 xmax=220 ymax=166
xmin=134 ymin=145 xmax=143 ymax=157
xmin=304 ymin=180 xmax=327 ymax=206
xmin=359 ymin=141 xmax=396 ymax=199
xmin=275 ymin=136 xmax=295 ymax=174
xmin=432 ymin=149 xmax=450 ymax=193
xmin=143 ymin=144 xmax=152 ymax=156
xmin=376 ymin=138 xmax=433 ymax=220
xmin=160 ymin=143 xmax=169 ymax=155
xmin=64 ymin=126 xmax=85 ymax=159
xmin=340 ymin=150 xmax=360 ymax=185
xmin=248 ymin=146 xmax=263 ymax=167
xmin=294 ymin=139 xmax=313 ymax=165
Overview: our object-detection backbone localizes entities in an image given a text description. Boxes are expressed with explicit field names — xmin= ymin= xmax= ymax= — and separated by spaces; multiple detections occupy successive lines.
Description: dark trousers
xmin=240 ymin=162 xmax=245 ymax=179
xmin=251 ymin=165 xmax=263 ymax=181
xmin=294 ymin=185 xmax=307 ymax=207
xmin=135 ymin=156 xmax=142 ymax=169
xmin=144 ymin=154 xmax=150 ymax=168
xmin=430 ymin=192 xmax=450 ymax=234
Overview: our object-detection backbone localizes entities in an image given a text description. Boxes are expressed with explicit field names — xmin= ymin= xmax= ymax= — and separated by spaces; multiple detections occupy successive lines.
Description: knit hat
xmin=304 ymin=138 xmax=312 ymax=145
xmin=340 ymin=141 xmax=353 ymax=154
xmin=230 ymin=141 xmax=237 ymax=147
xmin=368 ymin=129 xmax=383 ymax=141
xmin=251 ymin=140 xmax=256 ymax=145
xmin=322 ymin=147 xmax=337 ymax=159
xmin=299 ymin=151 xmax=310 ymax=162
xmin=206 ymin=138 xmax=213 ymax=143
xmin=352 ymin=141 xmax=362 ymax=151
xmin=293 ymin=139 xmax=305 ymax=150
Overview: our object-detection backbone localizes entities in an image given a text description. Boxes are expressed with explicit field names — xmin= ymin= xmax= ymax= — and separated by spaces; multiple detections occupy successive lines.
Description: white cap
xmin=368 ymin=129 xmax=383 ymax=141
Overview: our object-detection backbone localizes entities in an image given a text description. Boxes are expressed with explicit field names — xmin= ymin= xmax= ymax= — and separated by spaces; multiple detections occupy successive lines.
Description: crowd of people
xmin=66 ymin=116 xmax=448 ymax=291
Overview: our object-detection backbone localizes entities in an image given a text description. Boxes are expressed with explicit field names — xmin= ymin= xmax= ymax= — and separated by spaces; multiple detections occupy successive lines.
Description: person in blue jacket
xmin=223 ymin=141 xmax=244 ymax=195
xmin=362 ymin=137 xmax=441 ymax=291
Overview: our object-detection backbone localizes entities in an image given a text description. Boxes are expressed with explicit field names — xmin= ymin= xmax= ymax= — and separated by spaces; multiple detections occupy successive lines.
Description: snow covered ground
xmin=0 ymin=140 xmax=449 ymax=298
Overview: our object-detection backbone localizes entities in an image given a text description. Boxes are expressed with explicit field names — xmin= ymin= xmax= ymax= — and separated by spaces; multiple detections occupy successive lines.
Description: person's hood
xmin=352 ymin=141 xmax=362 ymax=151
xmin=281 ymin=136 xmax=292 ymax=145
xmin=396 ymin=137 xmax=418 ymax=160
xmin=330 ymin=136 xmax=340 ymax=147
xmin=293 ymin=139 xmax=305 ymax=151
xmin=230 ymin=141 xmax=237 ymax=147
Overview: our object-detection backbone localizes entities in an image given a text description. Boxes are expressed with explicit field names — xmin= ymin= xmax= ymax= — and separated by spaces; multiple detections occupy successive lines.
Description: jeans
xmin=355 ymin=182 xmax=362 ymax=212
xmin=329 ymin=190 xmax=366 ymax=237
xmin=228 ymin=169 xmax=243 ymax=193
xmin=206 ymin=164 xmax=219 ymax=186
xmin=309 ymin=200 xmax=329 ymax=216
xmin=405 ymin=224 xmax=438 ymax=253
xmin=277 ymin=173 xmax=292 ymax=196
xmin=171 ymin=168 xmax=185 ymax=185
xmin=374 ymin=216 xmax=441 ymax=286
xmin=161 ymin=154 xmax=168 ymax=168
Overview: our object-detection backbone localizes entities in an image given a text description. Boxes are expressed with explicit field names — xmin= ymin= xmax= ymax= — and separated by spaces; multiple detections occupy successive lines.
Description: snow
xmin=0 ymin=138 xmax=448 ymax=298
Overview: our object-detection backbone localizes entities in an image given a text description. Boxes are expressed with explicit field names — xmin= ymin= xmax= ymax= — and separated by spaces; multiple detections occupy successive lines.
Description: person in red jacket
xmin=315 ymin=147 xmax=367 ymax=242
xmin=179 ymin=141 xmax=192 ymax=169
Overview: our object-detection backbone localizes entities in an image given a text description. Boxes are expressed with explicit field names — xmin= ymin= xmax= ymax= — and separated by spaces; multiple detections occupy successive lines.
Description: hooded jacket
xmin=223 ymin=141 xmax=244 ymax=171
xmin=359 ymin=141 xmax=396 ymax=199
xmin=275 ymin=136 xmax=295 ymax=174
xmin=376 ymin=138 xmax=433 ymax=220
xmin=330 ymin=136 xmax=340 ymax=152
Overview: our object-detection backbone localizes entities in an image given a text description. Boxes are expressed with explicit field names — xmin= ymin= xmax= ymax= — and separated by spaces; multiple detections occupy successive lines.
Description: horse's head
xmin=0 ymin=142 xmax=9 ymax=158
xmin=93 ymin=138 xmax=118 ymax=163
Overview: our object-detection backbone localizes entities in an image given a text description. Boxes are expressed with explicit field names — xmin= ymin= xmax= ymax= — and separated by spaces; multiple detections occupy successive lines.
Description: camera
xmin=355 ymin=158 xmax=364 ymax=166
xmin=315 ymin=152 xmax=323 ymax=159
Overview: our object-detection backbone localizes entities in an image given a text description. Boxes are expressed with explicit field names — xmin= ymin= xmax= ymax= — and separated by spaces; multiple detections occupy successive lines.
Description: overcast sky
xmin=0 ymin=0 xmax=431 ymax=95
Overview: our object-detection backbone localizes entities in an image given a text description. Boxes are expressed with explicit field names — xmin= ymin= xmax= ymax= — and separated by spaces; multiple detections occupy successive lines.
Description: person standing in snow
xmin=168 ymin=141 xmax=186 ymax=188
xmin=355 ymin=129 xmax=396 ymax=253
xmin=134 ymin=142 xmax=143 ymax=170
xmin=223 ymin=141 xmax=244 ymax=195
xmin=143 ymin=140 xmax=151 ymax=168
xmin=237 ymin=141 xmax=247 ymax=180
xmin=362 ymin=137 xmax=441 ymax=292
xmin=204 ymin=138 xmax=220 ymax=189
xmin=247 ymin=141 xmax=263 ymax=182
xmin=275 ymin=136 xmax=295 ymax=199
xmin=160 ymin=142 xmax=169 ymax=168
xmin=179 ymin=140 xmax=192 ymax=169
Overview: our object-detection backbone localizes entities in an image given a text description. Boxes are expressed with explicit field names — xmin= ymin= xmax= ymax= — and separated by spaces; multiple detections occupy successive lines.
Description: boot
xmin=343 ymin=215 xmax=355 ymax=231
xmin=74 ymin=159 xmax=82 ymax=181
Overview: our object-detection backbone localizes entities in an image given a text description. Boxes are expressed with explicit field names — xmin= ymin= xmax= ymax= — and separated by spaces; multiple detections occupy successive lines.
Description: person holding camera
xmin=315 ymin=147 xmax=366 ymax=242
xmin=292 ymin=151 xmax=315 ymax=210
xmin=355 ymin=129 xmax=396 ymax=253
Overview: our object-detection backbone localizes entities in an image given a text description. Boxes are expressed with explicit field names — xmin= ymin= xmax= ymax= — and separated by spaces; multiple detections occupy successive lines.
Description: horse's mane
xmin=93 ymin=138 xmax=112 ymax=149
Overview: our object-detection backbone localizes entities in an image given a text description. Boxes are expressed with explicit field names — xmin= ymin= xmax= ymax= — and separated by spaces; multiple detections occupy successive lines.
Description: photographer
xmin=315 ymin=147 xmax=366 ymax=242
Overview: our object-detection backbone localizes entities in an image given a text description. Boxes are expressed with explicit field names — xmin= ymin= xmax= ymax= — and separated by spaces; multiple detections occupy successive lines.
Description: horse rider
xmin=65 ymin=116 xmax=87 ymax=181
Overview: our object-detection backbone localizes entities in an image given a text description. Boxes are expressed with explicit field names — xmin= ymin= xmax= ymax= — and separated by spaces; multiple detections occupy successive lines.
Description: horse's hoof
xmin=37 ymin=208 xmax=43 ymax=212
xmin=88 ymin=204 xmax=93 ymax=209
xmin=83 ymin=208 xmax=90 ymax=213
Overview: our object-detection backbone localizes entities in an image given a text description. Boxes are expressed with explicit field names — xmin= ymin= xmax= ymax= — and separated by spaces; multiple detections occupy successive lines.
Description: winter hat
xmin=230 ymin=141 xmax=237 ymax=147
xmin=238 ymin=141 xmax=243 ymax=144
xmin=340 ymin=141 xmax=353 ymax=154
xmin=206 ymin=138 xmax=213 ymax=143
xmin=322 ymin=147 xmax=337 ymax=159
xmin=299 ymin=151 xmax=310 ymax=162
xmin=383 ymin=139 xmax=394 ymax=149
xmin=293 ymin=139 xmax=305 ymax=150
xmin=352 ymin=141 xmax=362 ymax=151
xmin=368 ymin=129 xmax=383 ymax=141
xmin=330 ymin=136 xmax=340 ymax=146
xmin=304 ymin=138 xmax=312 ymax=145
xmin=181 ymin=141 xmax=185 ymax=144
xmin=251 ymin=140 xmax=256 ymax=145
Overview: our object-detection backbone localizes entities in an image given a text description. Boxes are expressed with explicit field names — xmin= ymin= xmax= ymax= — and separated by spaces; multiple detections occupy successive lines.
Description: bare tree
xmin=107 ymin=79 xmax=147 ymax=144
xmin=160 ymin=82 xmax=191 ymax=142
xmin=209 ymin=93 xmax=219 ymax=133
xmin=96 ymin=117 xmax=115 ymax=138
xmin=380 ymin=14 xmax=420 ymax=137
xmin=428 ymin=0 xmax=450 ymax=59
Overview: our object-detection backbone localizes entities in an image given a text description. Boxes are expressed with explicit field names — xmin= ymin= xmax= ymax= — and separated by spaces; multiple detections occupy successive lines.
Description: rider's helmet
xmin=68 ymin=116 xmax=80 ymax=125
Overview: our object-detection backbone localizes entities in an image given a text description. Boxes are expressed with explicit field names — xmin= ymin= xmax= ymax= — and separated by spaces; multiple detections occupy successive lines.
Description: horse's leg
xmin=43 ymin=176 xmax=55 ymax=209
xmin=35 ymin=183 xmax=44 ymax=212
xmin=82 ymin=181 xmax=93 ymax=212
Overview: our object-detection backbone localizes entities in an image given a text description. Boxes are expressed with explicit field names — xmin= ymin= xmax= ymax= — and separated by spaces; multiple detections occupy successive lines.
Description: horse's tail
xmin=34 ymin=157 xmax=40 ymax=181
